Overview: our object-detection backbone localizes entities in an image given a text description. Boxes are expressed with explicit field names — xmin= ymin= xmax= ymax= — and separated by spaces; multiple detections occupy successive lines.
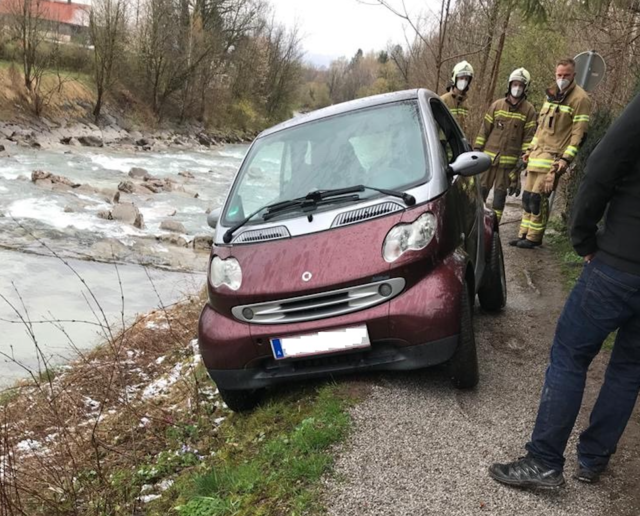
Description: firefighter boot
xmin=510 ymin=191 xmax=532 ymax=246
xmin=492 ymin=189 xmax=507 ymax=222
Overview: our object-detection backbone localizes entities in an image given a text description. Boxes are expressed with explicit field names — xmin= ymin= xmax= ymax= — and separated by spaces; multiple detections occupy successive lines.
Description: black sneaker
xmin=509 ymin=237 xmax=525 ymax=247
xmin=574 ymin=462 xmax=602 ymax=484
xmin=489 ymin=456 xmax=565 ymax=489
xmin=516 ymin=239 xmax=542 ymax=249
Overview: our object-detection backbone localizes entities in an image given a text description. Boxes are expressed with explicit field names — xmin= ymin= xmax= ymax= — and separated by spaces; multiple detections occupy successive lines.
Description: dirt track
xmin=323 ymin=199 xmax=640 ymax=515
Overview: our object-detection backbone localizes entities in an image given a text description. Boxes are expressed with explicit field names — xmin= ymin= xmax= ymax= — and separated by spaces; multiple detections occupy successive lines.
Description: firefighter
xmin=441 ymin=61 xmax=474 ymax=136
xmin=511 ymin=58 xmax=592 ymax=249
xmin=474 ymin=68 xmax=537 ymax=221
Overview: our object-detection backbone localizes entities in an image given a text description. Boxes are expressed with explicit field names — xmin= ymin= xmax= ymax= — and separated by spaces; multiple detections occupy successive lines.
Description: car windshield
xmin=222 ymin=100 xmax=431 ymax=225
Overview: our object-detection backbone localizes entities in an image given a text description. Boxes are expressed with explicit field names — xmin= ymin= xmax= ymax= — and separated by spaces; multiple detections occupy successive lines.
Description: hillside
xmin=0 ymin=62 xmax=254 ymax=146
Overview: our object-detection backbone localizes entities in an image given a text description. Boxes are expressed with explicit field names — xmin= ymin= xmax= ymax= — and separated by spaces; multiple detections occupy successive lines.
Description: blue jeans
xmin=526 ymin=257 xmax=640 ymax=472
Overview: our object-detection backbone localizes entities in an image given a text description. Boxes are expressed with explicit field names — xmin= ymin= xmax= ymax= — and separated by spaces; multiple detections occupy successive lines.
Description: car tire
xmin=218 ymin=387 xmax=263 ymax=413
xmin=449 ymin=281 xmax=479 ymax=389
xmin=478 ymin=232 xmax=507 ymax=312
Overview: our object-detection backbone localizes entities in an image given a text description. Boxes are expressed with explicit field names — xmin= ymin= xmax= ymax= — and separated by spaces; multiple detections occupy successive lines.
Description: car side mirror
xmin=207 ymin=207 xmax=221 ymax=229
xmin=447 ymin=151 xmax=491 ymax=178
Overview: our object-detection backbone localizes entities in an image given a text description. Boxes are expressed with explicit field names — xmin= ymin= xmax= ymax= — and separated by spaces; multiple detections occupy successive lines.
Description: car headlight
xmin=210 ymin=256 xmax=242 ymax=290
xmin=382 ymin=212 xmax=437 ymax=263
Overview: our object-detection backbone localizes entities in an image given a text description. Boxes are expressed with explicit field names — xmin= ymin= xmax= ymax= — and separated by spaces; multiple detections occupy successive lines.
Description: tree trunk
xmin=485 ymin=7 xmax=511 ymax=106
xmin=435 ymin=0 xmax=453 ymax=93
xmin=93 ymin=88 xmax=103 ymax=122
xmin=478 ymin=0 xmax=501 ymax=90
xmin=608 ymin=8 xmax=637 ymax=109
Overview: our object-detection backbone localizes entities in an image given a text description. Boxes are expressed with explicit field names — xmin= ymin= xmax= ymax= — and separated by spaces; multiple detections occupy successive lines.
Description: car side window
xmin=430 ymin=99 xmax=466 ymax=165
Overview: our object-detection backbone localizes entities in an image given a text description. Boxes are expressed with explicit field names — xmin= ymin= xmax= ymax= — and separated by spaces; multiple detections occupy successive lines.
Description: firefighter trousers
xmin=518 ymin=170 xmax=550 ymax=244
xmin=480 ymin=165 xmax=509 ymax=222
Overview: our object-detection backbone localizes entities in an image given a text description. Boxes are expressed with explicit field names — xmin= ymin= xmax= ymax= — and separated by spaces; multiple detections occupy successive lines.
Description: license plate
xmin=270 ymin=325 xmax=370 ymax=360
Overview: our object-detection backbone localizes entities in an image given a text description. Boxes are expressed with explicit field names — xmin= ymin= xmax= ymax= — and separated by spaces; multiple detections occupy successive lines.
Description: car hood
xmin=215 ymin=212 xmax=405 ymax=303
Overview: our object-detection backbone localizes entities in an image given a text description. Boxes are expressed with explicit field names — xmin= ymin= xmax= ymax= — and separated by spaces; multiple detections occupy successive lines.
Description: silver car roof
xmin=257 ymin=88 xmax=441 ymax=139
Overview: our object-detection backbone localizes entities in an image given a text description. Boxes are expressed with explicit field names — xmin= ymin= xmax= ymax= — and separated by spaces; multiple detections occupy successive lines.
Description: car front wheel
xmin=478 ymin=232 xmax=507 ymax=312
xmin=449 ymin=280 xmax=479 ymax=389
xmin=218 ymin=387 xmax=263 ymax=413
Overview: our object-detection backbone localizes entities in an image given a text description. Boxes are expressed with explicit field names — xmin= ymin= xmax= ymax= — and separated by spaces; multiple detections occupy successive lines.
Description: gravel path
xmin=323 ymin=201 xmax=639 ymax=516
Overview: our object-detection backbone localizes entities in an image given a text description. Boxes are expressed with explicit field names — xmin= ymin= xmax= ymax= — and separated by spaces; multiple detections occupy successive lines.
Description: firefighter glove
xmin=554 ymin=158 xmax=569 ymax=176
xmin=542 ymin=170 xmax=557 ymax=195
xmin=508 ymin=170 xmax=521 ymax=197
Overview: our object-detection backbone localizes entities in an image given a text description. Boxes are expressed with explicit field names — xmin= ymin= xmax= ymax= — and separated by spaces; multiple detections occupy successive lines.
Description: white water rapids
xmin=0 ymin=144 xmax=248 ymax=385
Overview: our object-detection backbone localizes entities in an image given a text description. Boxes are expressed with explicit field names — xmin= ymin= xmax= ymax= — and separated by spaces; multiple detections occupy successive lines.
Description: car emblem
xmin=302 ymin=271 xmax=313 ymax=282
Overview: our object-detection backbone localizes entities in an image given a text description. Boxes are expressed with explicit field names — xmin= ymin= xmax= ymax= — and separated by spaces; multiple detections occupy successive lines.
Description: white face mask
xmin=456 ymin=79 xmax=469 ymax=91
xmin=510 ymin=86 xmax=524 ymax=98
xmin=557 ymin=78 xmax=570 ymax=91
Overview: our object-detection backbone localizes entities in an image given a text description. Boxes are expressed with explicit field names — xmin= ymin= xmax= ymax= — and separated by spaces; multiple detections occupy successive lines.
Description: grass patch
xmin=2 ymin=311 xmax=361 ymax=516
xmin=152 ymin=383 xmax=359 ymax=516
xmin=0 ymin=386 xmax=20 ymax=407
xmin=0 ymin=58 xmax=92 ymax=83
xmin=545 ymin=218 xmax=584 ymax=290
xmin=546 ymin=217 xmax=616 ymax=350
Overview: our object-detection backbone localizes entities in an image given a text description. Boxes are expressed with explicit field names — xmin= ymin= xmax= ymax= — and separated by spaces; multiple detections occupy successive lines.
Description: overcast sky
xmin=69 ymin=0 xmax=432 ymax=67
xmin=269 ymin=0 xmax=434 ymax=66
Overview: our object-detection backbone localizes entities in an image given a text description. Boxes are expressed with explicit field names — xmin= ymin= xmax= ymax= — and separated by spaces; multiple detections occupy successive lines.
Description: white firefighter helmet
xmin=508 ymin=67 xmax=531 ymax=90
xmin=451 ymin=61 xmax=475 ymax=83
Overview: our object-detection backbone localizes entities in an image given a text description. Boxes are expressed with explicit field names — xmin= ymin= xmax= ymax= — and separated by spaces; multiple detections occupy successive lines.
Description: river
xmin=0 ymin=143 xmax=248 ymax=385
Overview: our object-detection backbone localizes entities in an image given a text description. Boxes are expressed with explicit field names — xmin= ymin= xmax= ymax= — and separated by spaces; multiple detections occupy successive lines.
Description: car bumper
xmin=207 ymin=335 xmax=459 ymax=390
xmin=198 ymin=252 xmax=467 ymax=390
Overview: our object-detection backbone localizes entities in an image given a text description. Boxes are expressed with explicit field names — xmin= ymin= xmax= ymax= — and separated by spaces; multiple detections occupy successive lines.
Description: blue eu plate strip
xmin=271 ymin=338 xmax=285 ymax=359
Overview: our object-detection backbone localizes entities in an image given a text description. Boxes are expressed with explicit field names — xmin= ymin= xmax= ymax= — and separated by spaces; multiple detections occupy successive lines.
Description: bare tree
xmin=4 ymin=0 xmax=69 ymax=116
xmin=6 ymin=0 xmax=48 ymax=92
xmin=89 ymin=0 xmax=127 ymax=122
xmin=389 ymin=43 xmax=411 ymax=84
xmin=360 ymin=0 xmax=489 ymax=92
xmin=262 ymin=20 xmax=303 ymax=120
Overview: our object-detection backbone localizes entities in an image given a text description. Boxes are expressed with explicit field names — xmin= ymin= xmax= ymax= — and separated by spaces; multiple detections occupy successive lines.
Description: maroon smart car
xmin=200 ymin=89 xmax=506 ymax=411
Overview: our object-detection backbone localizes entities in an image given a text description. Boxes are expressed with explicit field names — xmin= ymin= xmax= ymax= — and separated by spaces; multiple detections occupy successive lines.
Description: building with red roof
xmin=0 ymin=0 xmax=90 ymax=43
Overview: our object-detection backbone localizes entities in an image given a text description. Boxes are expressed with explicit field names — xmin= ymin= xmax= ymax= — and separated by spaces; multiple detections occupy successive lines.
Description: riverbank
xmin=0 ymin=286 xmax=362 ymax=515
xmin=0 ymin=62 xmax=258 ymax=154
xmin=0 ymin=117 xmax=255 ymax=156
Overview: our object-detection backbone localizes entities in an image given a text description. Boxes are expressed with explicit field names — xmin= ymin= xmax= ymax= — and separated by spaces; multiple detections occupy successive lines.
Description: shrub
xmin=562 ymin=108 xmax=613 ymax=222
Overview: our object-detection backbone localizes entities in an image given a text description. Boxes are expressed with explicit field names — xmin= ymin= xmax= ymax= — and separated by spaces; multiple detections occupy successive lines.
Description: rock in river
xmin=160 ymin=220 xmax=187 ymax=233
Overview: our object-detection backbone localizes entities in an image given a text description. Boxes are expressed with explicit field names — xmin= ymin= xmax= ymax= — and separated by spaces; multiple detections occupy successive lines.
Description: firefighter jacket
xmin=441 ymin=91 xmax=470 ymax=135
xmin=474 ymin=96 xmax=537 ymax=169
xmin=527 ymin=81 xmax=592 ymax=174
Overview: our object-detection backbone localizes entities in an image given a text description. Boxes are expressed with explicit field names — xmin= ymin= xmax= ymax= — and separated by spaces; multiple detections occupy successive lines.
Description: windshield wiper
xmin=263 ymin=186 xmax=364 ymax=219
xmin=222 ymin=185 xmax=416 ymax=244
xmin=267 ymin=184 xmax=415 ymax=211
xmin=222 ymin=187 xmax=361 ymax=243
xmin=359 ymin=185 xmax=416 ymax=207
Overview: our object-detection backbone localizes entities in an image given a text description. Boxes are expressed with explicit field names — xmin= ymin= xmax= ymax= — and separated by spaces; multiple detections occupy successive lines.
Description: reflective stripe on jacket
xmin=474 ymin=97 xmax=537 ymax=169
xmin=527 ymin=82 xmax=592 ymax=173
xmin=441 ymin=91 xmax=470 ymax=135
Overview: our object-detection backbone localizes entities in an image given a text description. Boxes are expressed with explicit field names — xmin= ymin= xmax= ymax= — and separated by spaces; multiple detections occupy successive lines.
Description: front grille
xmin=332 ymin=202 xmax=403 ymax=228
xmin=231 ymin=278 xmax=405 ymax=324
xmin=232 ymin=226 xmax=290 ymax=244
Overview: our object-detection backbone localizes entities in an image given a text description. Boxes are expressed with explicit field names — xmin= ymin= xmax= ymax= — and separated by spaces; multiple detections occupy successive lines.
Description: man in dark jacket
xmin=488 ymin=94 xmax=640 ymax=488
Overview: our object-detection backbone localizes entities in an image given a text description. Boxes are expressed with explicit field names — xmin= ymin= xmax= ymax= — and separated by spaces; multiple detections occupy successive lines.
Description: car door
xmin=430 ymin=99 xmax=483 ymax=288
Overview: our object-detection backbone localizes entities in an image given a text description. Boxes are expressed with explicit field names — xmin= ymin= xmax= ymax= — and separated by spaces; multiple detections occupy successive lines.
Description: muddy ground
xmin=323 ymin=199 xmax=640 ymax=515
